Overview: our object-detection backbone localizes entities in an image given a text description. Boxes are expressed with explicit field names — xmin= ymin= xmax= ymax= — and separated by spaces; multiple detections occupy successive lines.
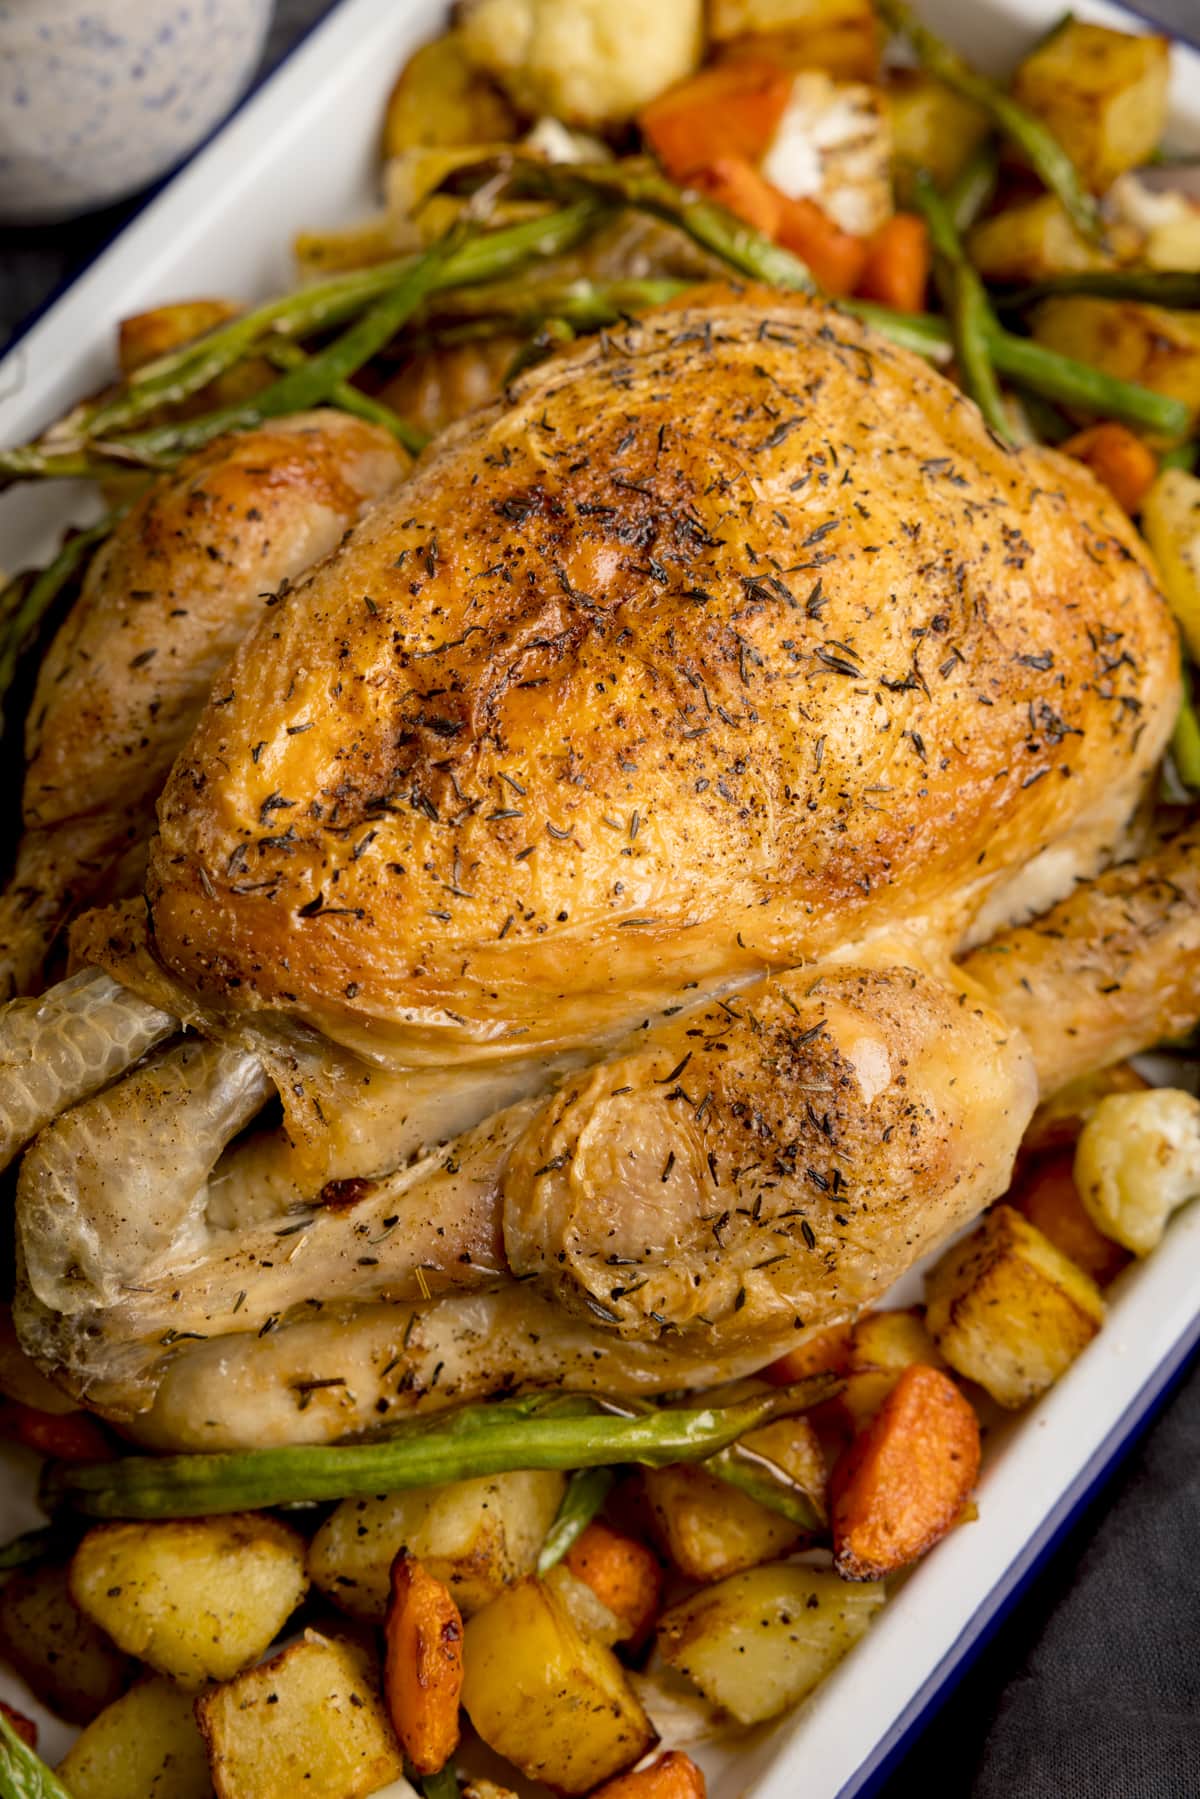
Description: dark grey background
xmin=2 ymin=3 xmax=1199 ymax=1792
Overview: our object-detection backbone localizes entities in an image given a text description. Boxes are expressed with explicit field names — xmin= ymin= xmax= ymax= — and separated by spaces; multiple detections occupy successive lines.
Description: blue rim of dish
xmin=839 ymin=1308 xmax=1200 ymax=1797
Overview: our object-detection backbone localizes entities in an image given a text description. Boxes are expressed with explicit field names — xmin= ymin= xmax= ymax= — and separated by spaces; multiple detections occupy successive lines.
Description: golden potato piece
xmin=925 ymin=1204 xmax=1105 ymax=1408
xmin=1033 ymin=298 xmax=1200 ymax=437
xmin=70 ymin=1514 xmax=308 ymax=1690
xmin=462 ymin=1576 xmax=656 ymax=1794
xmin=645 ymin=1463 xmax=803 ymax=1583
xmin=56 ymin=1676 xmax=212 ymax=1799
xmin=709 ymin=0 xmax=866 ymax=34
xmin=645 ymin=1414 xmax=824 ymax=1584
xmin=657 ymin=1563 xmax=884 ymax=1726
xmin=837 ymin=1305 xmax=946 ymax=1432
xmin=197 ymin=1630 xmax=404 ymax=1799
xmin=886 ymin=70 xmax=988 ymax=195
xmin=1012 ymin=20 xmax=1170 ymax=194
xmin=384 ymin=30 xmax=517 ymax=156
xmin=0 ymin=1560 xmax=130 ymax=1724
xmin=1143 ymin=466 xmax=1200 ymax=662
xmin=710 ymin=0 xmax=878 ymax=79
xmin=968 ymin=195 xmax=1115 ymax=283
xmin=309 ymin=1469 xmax=565 ymax=1622
xmin=117 ymin=301 xmax=240 ymax=376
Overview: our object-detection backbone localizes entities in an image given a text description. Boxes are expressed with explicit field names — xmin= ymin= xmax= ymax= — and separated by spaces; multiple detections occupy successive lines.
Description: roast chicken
xmin=3 ymin=290 xmax=1196 ymax=1450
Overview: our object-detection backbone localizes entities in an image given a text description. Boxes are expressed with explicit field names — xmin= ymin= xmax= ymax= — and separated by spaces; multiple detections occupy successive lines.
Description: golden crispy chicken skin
xmin=147 ymin=296 xmax=1176 ymax=1065
xmin=0 ymin=414 xmax=408 ymax=997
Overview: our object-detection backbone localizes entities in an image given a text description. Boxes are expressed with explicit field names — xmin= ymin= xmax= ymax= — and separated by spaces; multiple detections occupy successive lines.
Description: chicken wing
xmin=0 ymin=413 xmax=408 ymax=997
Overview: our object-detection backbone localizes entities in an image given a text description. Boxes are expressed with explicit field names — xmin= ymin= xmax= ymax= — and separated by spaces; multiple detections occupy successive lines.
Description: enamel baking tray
xmin=2 ymin=0 xmax=1199 ymax=1790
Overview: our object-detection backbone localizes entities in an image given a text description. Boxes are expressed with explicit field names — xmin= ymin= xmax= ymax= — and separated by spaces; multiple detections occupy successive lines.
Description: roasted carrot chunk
xmin=640 ymin=60 xmax=794 ymax=179
xmin=384 ymin=1552 xmax=463 ymax=1777
xmin=1060 ymin=422 xmax=1158 ymax=515
xmin=856 ymin=213 xmax=930 ymax=313
xmin=1011 ymin=1149 xmax=1131 ymax=1286
xmin=831 ymin=1363 xmax=980 ymax=1580
xmin=0 ymin=1401 xmax=113 ymax=1463
xmin=765 ymin=1321 xmax=854 ymax=1385
xmin=687 ymin=157 xmax=785 ymax=239
xmin=776 ymin=196 xmax=868 ymax=296
xmin=564 ymin=1520 xmax=663 ymax=1646
xmin=0 ymin=1701 xmax=37 ymax=1751
xmin=589 ymin=1748 xmax=708 ymax=1799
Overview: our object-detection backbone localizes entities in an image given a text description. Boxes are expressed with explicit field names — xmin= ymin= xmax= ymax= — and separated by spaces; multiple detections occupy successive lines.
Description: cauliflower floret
xmin=760 ymin=71 xmax=892 ymax=238
xmin=1074 ymin=1088 xmax=1200 ymax=1256
xmin=458 ymin=0 xmax=703 ymax=129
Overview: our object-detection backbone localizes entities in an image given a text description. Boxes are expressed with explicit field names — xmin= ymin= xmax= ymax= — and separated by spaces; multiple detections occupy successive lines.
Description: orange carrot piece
xmin=384 ymin=1552 xmax=463 ymax=1777
xmin=857 ymin=213 xmax=930 ymax=313
xmin=0 ymin=1402 xmax=114 ymax=1463
xmin=0 ymin=1701 xmax=37 ymax=1751
xmin=1060 ymin=422 xmax=1158 ymax=515
xmin=776 ymin=196 xmax=868 ymax=296
xmin=831 ymin=1364 xmax=981 ymax=1580
xmin=687 ymin=157 xmax=785 ymax=239
xmin=765 ymin=1321 xmax=855 ymax=1386
xmin=589 ymin=1749 xmax=708 ymax=1799
xmin=564 ymin=1520 xmax=663 ymax=1645
xmin=1012 ymin=1149 xmax=1131 ymax=1286
xmin=640 ymin=60 xmax=794 ymax=180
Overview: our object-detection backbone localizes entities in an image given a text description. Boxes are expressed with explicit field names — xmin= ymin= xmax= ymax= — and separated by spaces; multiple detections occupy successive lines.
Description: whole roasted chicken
xmin=3 ymin=291 xmax=1196 ymax=1450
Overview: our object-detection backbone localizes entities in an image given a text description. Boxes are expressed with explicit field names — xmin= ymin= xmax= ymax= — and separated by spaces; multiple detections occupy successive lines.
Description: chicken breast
xmin=144 ymin=294 xmax=1176 ymax=1071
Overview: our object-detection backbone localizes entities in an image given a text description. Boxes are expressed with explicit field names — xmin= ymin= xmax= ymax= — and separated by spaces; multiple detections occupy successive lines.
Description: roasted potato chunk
xmin=462 ymin=1576 xmax=656 ymax=1794
xmin=70 ymin=1514 xmax=308 ymax=1690
xmin=197 ymin=1630 xmax=405 ymax=1799
xmin=459 ymin=0 xmax=704 ymax=128
xmin=837 ymin=1306 xmax=946 ymax=1431
xmin=309 ymin=1469 xmax=565 ymax=1621
xmin=710 ymin=0 xmax=878 ymax=80
xmin=646 ymin=1413 xmax=824 ymax=1581
xmin=56 ymin=1676 xmax=213 ymax=1799
xmin=886 ymin=70 xmax=988 ymax=195
xmin=0 ymin=1560 xmax=129 ymax=1724
xmin=968 ymin=195 xmax=1115 ymax=283
xmin=657 ymin=1563 xmax=884 ymax=1726
xmin=925 ymin=1204 xmax=1106 ymax=1407
xmin=1075 ymin=1088 xmax=1200 ymax=1256
xmin=384 ymin=29 xmax=518 ymax=157
xmin=645 ymin=1464 xmax=803 ymax=1583
xmin=1011 ymin=20 xmax=1170 ymax=194
xmin=1033 ymin=298 xmax=1200 ymax=437
xmin=1143 ymin=466 xmax=1200 ymax=660
xmin=117 ymin=300 xmax=240 ymax=376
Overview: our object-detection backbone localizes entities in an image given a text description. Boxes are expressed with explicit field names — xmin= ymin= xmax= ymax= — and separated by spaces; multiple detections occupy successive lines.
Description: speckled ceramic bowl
xmin=0 ymin=0 xmax=274 ymax=223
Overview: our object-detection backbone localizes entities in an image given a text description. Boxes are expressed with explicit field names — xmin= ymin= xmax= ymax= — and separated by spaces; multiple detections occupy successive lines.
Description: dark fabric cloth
xmin=2 ymin=2 xmax=1200 ymax=1791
